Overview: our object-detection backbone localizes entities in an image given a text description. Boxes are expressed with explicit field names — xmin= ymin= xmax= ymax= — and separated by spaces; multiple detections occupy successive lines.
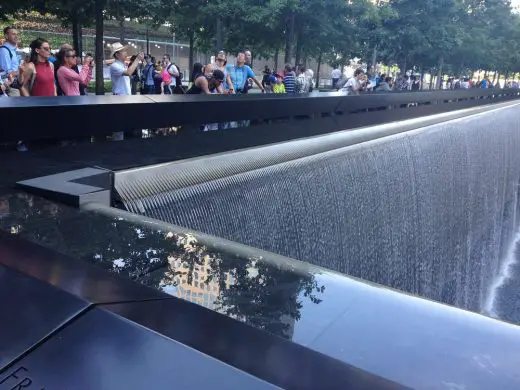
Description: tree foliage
xmin=4 ymin=0 xmax=520 ymax=78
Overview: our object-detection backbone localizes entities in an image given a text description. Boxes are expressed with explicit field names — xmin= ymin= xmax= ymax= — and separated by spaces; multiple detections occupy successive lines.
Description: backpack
xmin=141 ymin=64 xmax=154 ymax=83
xmin=167 ymin=63 xmax=183 ymax=86
xmin=0 ymin=46 xmax=13 ymax=61
xmin=335 ymin=77 xmax=348 ymax=90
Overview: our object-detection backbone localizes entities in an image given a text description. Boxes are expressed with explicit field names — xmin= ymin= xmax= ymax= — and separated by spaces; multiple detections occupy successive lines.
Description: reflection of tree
xmin=162 ymin=234 xmax=325 ymax=340
xmin=213 ymin=256 xmax=324 ymax=339
xmin=0 ymin=192 xmax=325 ymax=340
xmin=0 ymin=193 xmax=174 ymax=286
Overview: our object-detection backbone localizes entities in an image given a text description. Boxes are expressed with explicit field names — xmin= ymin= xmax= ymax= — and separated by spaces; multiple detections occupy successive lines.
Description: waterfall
xmin=484 ymin=232 xmax=520 ymax=318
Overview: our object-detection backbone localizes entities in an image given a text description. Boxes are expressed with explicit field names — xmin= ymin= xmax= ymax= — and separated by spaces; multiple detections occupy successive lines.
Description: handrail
xmin=1 ymin=89 xmax=519 ymax=143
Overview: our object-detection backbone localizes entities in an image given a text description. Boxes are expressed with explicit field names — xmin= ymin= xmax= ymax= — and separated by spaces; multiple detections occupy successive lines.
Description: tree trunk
xmin=119 ymin=18 xmax=125 ymax=44
xmin=188 ymin=31 xmax=195 ymax=79
xmin=78 ymin=24 xmax=83 ymax=57
xmin=436 ymin=55 xmax=444 ymax=89
xmin=294 ymin=27 xmax=302 ymax=67
xmin=315 ymin=51 xmax=322 ymax=89
xmin=215 ymin=18 xmax=223 ymax=52
xmin=284 ymin=11 xmax=295 ymax=64
xmin=371 ymin=45 xmax=378 ymax=70
xmin=72 ymin=15 xmax=80 ymax=55
xmin=274 ymin=47 xmax=279 ymax=71
xmin=492 ymin=71 xmax=498 ymax=85
xmin=146 ymin=25 xmax=150 ymax=54
xmin=95 ymin=0 xmax=105 ymax=96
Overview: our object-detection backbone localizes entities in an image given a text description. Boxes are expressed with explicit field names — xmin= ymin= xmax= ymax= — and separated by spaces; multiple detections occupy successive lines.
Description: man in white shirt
xmin=110 ymin=42 xmax=143 ymax=96
xmin=109 ymin=42 xmax=143 ymax=140
xmin=341 ymin=68 xmax=367 ymax=96
xmin=331 ymin=66 xmax=341 ymax=89
xmin=162 ymin=53 xmax=179 ymax=94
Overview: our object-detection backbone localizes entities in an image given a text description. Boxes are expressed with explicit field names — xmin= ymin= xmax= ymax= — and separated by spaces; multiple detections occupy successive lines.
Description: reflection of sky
xmin=302 ymin=274 xmax=520 ymax=390
xmin=161 ymin=283 xmax=177 ymax=296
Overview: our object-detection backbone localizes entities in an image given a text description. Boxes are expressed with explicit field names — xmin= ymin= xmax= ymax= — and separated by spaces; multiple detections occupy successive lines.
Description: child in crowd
xmin=273 ymin=73 xmax=285 ymax=93
xmin=154 ymin=61 xmax=164 ymax=94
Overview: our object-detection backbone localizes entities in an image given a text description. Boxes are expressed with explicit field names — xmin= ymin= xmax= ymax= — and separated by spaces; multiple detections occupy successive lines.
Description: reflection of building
xmin=279 ymin=314 xmax=296 ymax=340
xmin=166 ymin=255 xmax=232 ymax=310
xmin=161 ymin=255 xmax=297 ymax=340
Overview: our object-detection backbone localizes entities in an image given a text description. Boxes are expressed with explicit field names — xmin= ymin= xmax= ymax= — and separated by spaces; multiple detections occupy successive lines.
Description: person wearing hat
xmin=109 ymin=42 xmax=144 ymax=96
xmin=187 ymin=66 xmax=225 ymax=94
xmin=109 ymin=42 xmax=144 ymax=140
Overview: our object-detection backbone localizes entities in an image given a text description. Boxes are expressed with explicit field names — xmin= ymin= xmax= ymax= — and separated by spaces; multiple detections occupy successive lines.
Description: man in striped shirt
xmin=283 ymin=64 xmax=296 ymax=94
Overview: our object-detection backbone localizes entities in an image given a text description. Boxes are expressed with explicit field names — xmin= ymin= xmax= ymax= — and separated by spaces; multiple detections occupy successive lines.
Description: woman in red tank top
xmin=20 ymin=38 xmax=56 ymax=97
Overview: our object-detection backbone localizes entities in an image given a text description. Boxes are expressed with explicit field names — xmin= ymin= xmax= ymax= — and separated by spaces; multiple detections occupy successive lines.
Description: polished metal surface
xmin=0 ymin=265 xmax=88 ymax=370
xmin=306 ymin=275 xmax=520 ymax=390
xmin=83 ymin=204 xmax=520 ymax=389
xmin=105 ymin=299 xmax=408 ymax=390
xmin=0 ymin=230 xmax=168 ymax=303
xmin=0 ymin=307 xmax=281 ymax=390
xmin=137 ymin=263 xmax=520 ymax=389
xmin=17 ymin=168 xmax=111 ymax=207
xmin=3 ymin=192 xmax=520 ymax=389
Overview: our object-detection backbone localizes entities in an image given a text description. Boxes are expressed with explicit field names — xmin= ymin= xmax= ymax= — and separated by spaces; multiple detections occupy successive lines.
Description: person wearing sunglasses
xmin=205 ymin=51 xmax=232 ymax=94
xmin=56 ymin=48 xmax=93 ymax=96
xmin=20 ymin=38 xmax=56 ymax=96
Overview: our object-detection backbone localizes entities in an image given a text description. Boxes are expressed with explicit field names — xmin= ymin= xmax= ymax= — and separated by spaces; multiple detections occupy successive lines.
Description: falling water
xmin=116 ymin=103 xmax=520 ymax=320
xmin=484 ymin=232 xmax=520 ymax=318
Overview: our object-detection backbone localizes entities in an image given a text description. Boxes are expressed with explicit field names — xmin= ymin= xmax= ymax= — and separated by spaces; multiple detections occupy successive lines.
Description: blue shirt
xmin=226 ymin=64 xmax=254 ymax=91
xmin=284 ymin=73 xmax=296 ymax=94
xmin=0 ymin=42 xmax=20 ymax=74
xmin=143 ymin=63 xmax=155 ymax=86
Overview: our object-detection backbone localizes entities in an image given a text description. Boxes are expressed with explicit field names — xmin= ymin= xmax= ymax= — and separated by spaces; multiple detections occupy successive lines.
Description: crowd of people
xmin=2 ymin=26 xmax=519 ymax=148
xmin=330 ymin=64 xmax=519 ymax=94
xmin=0 ymin=26 xmax=320 ymax=101
xmin=0 ymin=26 xmax=320 ymax=148
xmin=125 ymin=49 xmax=316 ymax=96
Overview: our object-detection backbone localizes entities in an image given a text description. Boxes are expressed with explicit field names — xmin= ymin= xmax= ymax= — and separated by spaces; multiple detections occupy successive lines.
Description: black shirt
xmin=186 ymin=74 xmax=205 ymax=94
